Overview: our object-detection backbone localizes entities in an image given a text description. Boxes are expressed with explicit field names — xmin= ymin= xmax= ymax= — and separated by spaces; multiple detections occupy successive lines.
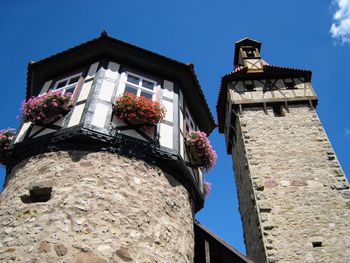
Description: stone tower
xmin=0 ymin=33 xmax=215 ymax=262
xmin=217 ymin=38 xmax=350 ymax=262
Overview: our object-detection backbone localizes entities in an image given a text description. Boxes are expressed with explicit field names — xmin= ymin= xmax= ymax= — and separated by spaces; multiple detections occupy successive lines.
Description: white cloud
xmin=330 ymin=0 xmax=350 ymax=43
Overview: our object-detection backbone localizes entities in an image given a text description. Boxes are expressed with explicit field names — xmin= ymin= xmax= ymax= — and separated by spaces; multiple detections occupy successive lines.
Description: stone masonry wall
xmin=233 ymin=105 xmax=350 ymax=263
xmin=232 ymin=119 xmax=267 ymax=263
xmin=0 ymin=151 xmax=195 ymax=263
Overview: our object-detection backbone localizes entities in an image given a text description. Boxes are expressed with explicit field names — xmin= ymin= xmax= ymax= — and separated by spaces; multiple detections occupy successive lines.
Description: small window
xmin=244 ymin=83 xmax=255 ymax=91
xmin=185 ymin=108 xmax=196 ymax=134
xmin=285 ymin=80 xmax=296 ymax=89
xmin=243 ymin=47 xmax=256 ymax=58
xmin=123 ymin=72 xmax=157 ymax=100
xmin=272 ymin=105 xmax=285 ymax=117
xmin=312 ymin=241 xmax=322 ymax=248
xmin=265 ymin=80 xmax=276 ymax=90
xmin=51 ymin=73 xmax=82 ymax=96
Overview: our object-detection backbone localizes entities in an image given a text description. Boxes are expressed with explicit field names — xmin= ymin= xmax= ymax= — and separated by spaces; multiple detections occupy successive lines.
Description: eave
xmin=217 ymin=65 xmax=313 ymax=133
xmin=26 ymin=33 xmax=215 ymax=134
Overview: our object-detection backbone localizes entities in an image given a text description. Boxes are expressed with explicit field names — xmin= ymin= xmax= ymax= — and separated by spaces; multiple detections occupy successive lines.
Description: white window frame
xmin=50 ymin=73 xmax=82 ymax=96
xmin=185 ymin=108 xmax=197 ymax=133
xmin=117 ymin=72 xmax=160 ymax=101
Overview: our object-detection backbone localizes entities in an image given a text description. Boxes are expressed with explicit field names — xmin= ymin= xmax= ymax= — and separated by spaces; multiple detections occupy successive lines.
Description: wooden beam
xmin=205 ymin=239 xmax=210 ymax=263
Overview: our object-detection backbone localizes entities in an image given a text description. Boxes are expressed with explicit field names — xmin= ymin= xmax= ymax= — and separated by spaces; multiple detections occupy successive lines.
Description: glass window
xmin=142 ymin=80 xmax=154 ymax=90
xmin=185 ymin=108 xmax=196 ymax=134
xmin=140 ymin=91 xmax=153 ymax=99
xmin=123 ymin=72 xmax=157 ymax=100
xmin=124 ymin=85 xmax=138 ymax=95
xmin=127 ymin=75 xmax=140 ymax=85
xmin=51 ymin=73 xmax=81 ymax=96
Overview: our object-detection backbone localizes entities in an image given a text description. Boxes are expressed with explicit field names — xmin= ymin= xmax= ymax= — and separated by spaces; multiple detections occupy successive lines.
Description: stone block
xmin=54 ymin=244 xmax=68 ymax=256
xmin=76 ymin=252 xmax=107 ymax=263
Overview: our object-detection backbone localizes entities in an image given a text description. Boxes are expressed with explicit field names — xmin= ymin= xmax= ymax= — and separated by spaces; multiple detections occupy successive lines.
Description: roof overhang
xmin=26 ymin=33 xmax=216 ymax=134
xmin=194 ymin=221 xmax=254 ymax=263
xmin=217 ymin=65 xmax=313 ymax=133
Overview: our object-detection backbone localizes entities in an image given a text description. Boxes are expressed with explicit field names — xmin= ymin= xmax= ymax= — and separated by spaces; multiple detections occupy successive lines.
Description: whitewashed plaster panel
xmin=91 ymin=103 xmax=109 ymax=128
xmin=77 ymin=81 xmax=93 ymax=102
xmin=67 ymin=103 xmax=85 ymax=127
xmin=99 ymin=81 xmax=115 ymax=102
xmin=14 ymin=122 xmax=31 ymax=143
xmin=159 ymin=123 xmax=173 ymax=149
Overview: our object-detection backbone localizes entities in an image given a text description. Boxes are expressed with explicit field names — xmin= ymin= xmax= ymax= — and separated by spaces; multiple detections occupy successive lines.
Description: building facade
xmin=217 ymin=38 xmax=350 ymax=262
xmin=0 ymin=33 xmax=253 ymax=263
xmin=0 ymin=32 xmax=219 ymax=262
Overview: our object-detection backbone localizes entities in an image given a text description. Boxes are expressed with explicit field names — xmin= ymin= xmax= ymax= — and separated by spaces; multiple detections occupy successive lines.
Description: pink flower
xmin=185 ymin=130 xmax=217 ymax=172
xmin=204 ymin=181 xmax=212 ymax=198
xmin=20 ymin=91 xmax=71 ymax=124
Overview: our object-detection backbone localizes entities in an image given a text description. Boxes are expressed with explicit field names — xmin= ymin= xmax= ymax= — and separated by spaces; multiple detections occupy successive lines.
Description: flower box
xmin=21 ymin=91 xmax=72 ymax=124
xmin=0 ymin=128 xmax=15 ymax=165
xmin=185 ymin=130 xmax=217 ymax=172
xmin=113 ymin=93 xmax=165 ymax=128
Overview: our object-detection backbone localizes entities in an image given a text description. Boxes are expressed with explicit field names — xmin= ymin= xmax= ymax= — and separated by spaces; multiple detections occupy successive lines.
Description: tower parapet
xmin=217 ymin=38 xmax=350 ymax=262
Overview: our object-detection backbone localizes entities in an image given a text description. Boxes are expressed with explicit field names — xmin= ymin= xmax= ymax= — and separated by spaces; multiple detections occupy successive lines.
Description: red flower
xmin=113 ymin=93 xmax=165 ymax=127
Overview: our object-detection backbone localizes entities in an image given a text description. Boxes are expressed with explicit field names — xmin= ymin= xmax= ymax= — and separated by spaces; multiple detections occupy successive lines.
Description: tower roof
xmin=26 ymin=32 xmax=216 ymax=134
xmin=233 ymin=37 xmax=262 ymax=66
xmin=217 ymin=38 xmax=313 ymax=133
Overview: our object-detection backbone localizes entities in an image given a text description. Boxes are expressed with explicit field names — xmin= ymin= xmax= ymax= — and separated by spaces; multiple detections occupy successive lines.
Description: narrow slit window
xmin=266 ymin=80 xmax=276 ymax=90
xmin=272 ymin=105 xmax=285 ymax=117
xmin=285 ymin=80 xmax=296 ymax=89
xmin=312 ymin=241 xmax=322 ymax=248
xmin=244 ymin=83 xmax=255 ymax=91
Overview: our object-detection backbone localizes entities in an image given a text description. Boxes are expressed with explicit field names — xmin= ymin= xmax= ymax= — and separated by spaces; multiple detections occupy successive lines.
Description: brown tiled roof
xmin=216 ymin=64 xmax=312 ymax=133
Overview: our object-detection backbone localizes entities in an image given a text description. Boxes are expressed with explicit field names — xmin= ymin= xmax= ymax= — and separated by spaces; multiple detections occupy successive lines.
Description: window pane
xmin=68 ymin=76 xmax=80 ymax=84
xmin=190 ymin=120 xmax=195 ymax=129
xmin=56 ymin=80 xmax=67 ymax=89
xmin=285 ymin=82 xmax=295 ymax=89
xmin=65 ymin=87 xmax=75 ymax=95
xmin=124 ymin=85 xmax=138 ymax=95
xmin=127 ymin=75 xmax=140 ymax=85
xmin=142 ymin=80 xmax=155 ymax=90
xmin=140 ymin=91 xmax=153 ymax=99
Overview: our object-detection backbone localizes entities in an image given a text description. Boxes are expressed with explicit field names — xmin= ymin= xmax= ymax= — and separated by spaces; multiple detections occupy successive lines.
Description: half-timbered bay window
xmin=121 ymin=72 xmax=158 ymax=100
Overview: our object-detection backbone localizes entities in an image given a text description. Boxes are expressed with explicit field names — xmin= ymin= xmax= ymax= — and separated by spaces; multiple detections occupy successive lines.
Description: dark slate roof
xmin=26 ymin=32 xmax=215 ymax=134
xmin=216 ymin=63 xmax=312 ymax=133
xmin=194 ymin=221 xmax=254 ymax=263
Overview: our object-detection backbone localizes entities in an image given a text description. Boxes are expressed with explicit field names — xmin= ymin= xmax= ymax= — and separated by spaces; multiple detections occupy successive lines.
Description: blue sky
xmin=1 ymin=0 xmax=349 ymax=254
